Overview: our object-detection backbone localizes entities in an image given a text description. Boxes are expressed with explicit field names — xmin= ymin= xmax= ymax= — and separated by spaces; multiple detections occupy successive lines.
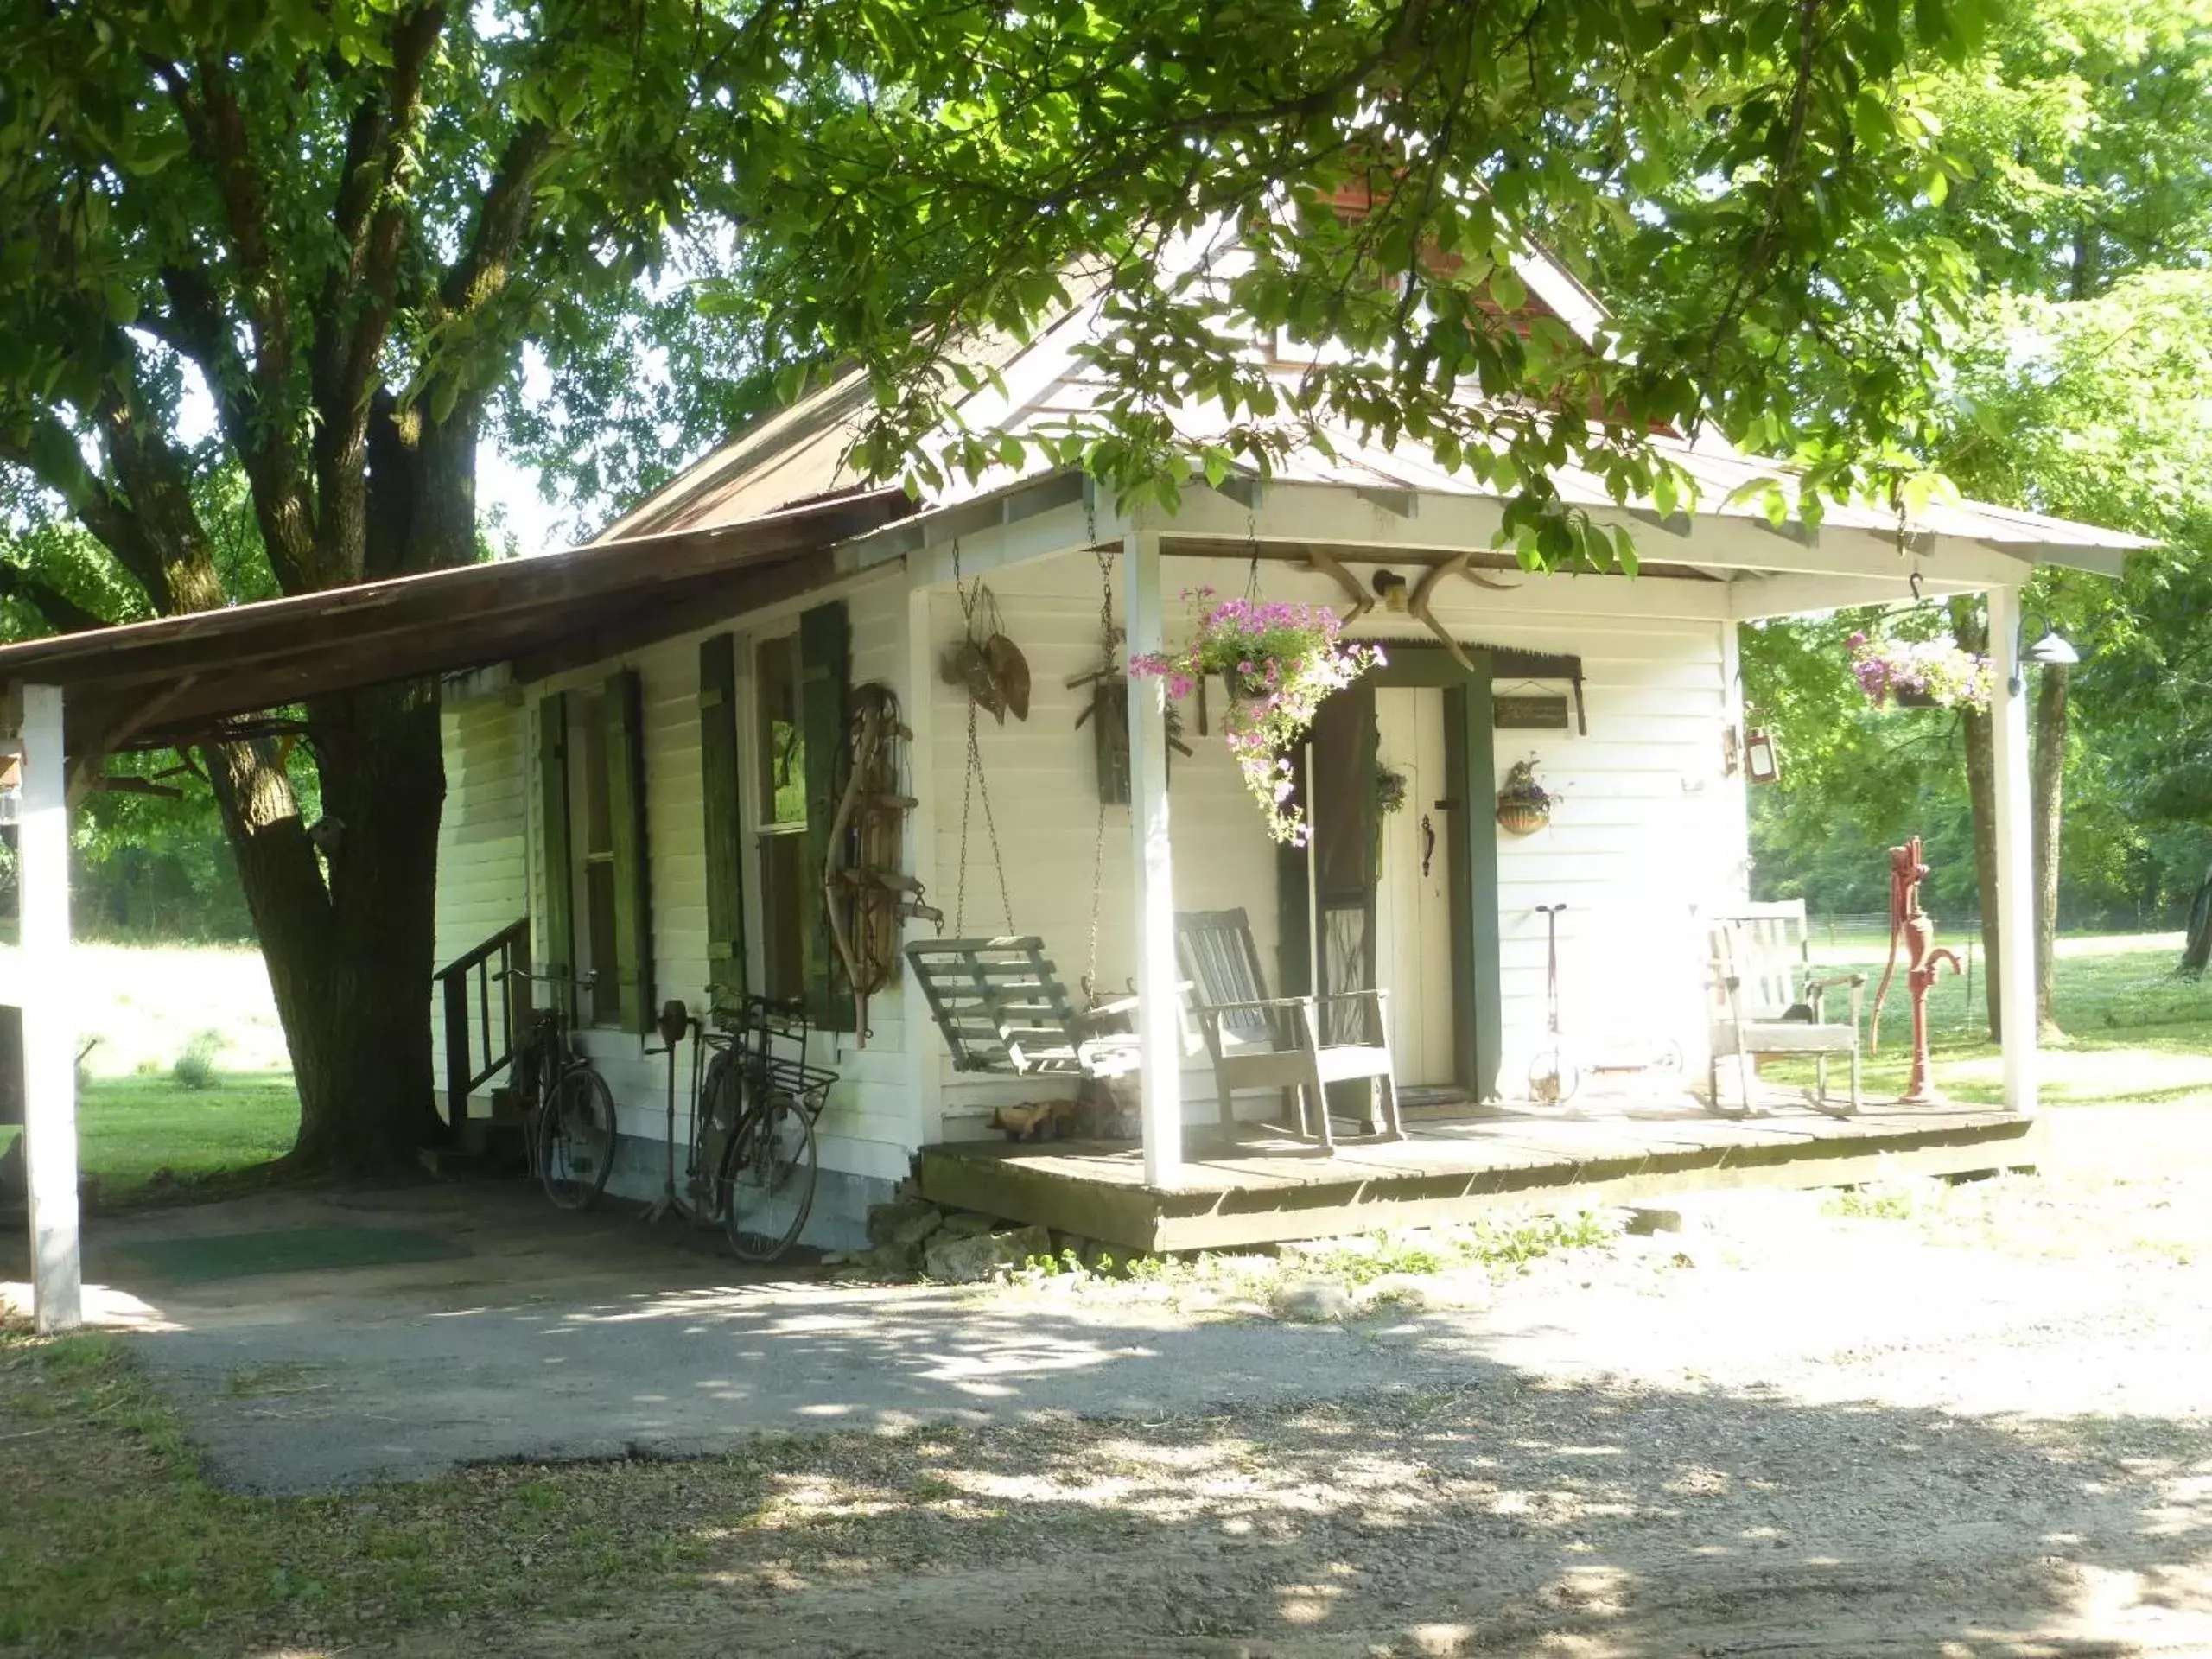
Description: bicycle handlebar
xmin=703 ymin=981 xmax=804 ymax=1014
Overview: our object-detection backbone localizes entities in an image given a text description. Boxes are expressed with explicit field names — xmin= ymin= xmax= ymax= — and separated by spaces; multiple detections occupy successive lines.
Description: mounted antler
xmin=1405 ymin=550 xmax=1523 ymax=670
xmin=1303 ymin=549 xmax=1373 ymax=622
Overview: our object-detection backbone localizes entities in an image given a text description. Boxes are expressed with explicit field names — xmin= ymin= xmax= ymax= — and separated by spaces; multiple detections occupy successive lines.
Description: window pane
xmin=578 ymin=693 xmax=613 ymax=856
xmin=760 ymin=831 xmax=807 ymax=1001
xmin=754 ymin=636 xmax=806 ymax=827
xmin=586 ymin=860 xmax=621 ymax=1025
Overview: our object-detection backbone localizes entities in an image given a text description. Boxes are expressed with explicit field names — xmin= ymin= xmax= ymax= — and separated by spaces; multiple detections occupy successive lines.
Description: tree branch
xmin=0 ymin=562 xmax=118 ymax=634
xmin=438 ymin=119 xmax=557 ymax=315
xmin=149 ymin=51 xmax=295 ymax=411
xmin=0 ymin=412 xmax=165 ymax=601
xmin=309 ymin=4 xmax=449 ymax=589
xmin=149 ymin=52 xmax=322 ymax=593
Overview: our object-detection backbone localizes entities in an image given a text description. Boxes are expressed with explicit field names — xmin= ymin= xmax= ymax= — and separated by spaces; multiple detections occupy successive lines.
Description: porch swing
xmin=903 ymin=553 xmax=1143 ymax=1086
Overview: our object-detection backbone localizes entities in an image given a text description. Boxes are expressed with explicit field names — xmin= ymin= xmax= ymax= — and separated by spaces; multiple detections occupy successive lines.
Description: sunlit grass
xmin=0 ymin=1326 xmax=728 ymax=1656
xmin=1788 ymin=930 xmax=2212 ymax=1109
xmin=1 ymin=1074 xmax=297 ymax=1206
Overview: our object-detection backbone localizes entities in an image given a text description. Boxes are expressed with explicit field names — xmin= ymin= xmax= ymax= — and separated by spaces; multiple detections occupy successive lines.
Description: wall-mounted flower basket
xmin=1497 ymin=798 xmax=1550 ymax=836
xmin=1496 ymin=757 xmax=1553 ymax=836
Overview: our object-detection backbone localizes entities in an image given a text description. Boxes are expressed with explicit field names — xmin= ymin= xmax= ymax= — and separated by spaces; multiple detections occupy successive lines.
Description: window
xmin=536 ymin=677 xmax=652 ymax=1034
xmin=572 ymin=692 xmax=623 ymax=1027
xmin=753 ymin=633 xmax=809 ymax=1003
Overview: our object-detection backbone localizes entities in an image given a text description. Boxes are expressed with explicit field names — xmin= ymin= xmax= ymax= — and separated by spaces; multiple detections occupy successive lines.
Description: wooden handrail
xmin=434 ymin=917 xmax=531 ymax=1122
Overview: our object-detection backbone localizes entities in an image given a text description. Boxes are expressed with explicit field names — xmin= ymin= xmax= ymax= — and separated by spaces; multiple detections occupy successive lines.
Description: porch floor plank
xmin=914 ymin=1098 xmax=2038 ymax=1254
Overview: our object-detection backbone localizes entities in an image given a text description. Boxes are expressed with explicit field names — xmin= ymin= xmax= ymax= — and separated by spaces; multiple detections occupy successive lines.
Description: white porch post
xmin=17 ymin=683 xmax=81 ymax=1331
xmin=902 ymin=577 xmax=946 ymax=1146
xmin=1986 ymin=586 xmax=2039 ymax=1115
xmin=1122 ymin=525 xmax=1183 ymax=1186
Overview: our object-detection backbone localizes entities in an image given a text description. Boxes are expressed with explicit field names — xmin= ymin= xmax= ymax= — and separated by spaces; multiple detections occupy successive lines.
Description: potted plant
xmin=1496 ymin=757 xmax=1552 ymax=836
xmin=1847 ymin=632 xmax=1993 ymax=710
xmin=1131 ymin=588 xmax=1385 ymax=844
xmin=1373 ymin=762 xmax=1408 ymax=819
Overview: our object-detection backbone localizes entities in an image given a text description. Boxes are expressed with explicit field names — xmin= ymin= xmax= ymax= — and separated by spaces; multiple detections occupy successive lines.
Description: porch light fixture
xmin=2009 ymin=619 xmax=2080 ymax=694
xmin=1371 ymin=569 xmax=1409 ymax=613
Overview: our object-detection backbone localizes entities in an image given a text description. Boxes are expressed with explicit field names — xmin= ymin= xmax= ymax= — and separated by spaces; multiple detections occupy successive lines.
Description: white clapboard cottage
xmin=0 ymin=239 xmax=2146 ymax=1331
xmin=418 ymin=246 xmax=2138 ymax=1249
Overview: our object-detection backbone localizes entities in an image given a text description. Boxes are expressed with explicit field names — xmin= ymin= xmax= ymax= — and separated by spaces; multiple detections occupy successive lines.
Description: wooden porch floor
xmin=914 ymin=1098 xmax=2040 ymax=1253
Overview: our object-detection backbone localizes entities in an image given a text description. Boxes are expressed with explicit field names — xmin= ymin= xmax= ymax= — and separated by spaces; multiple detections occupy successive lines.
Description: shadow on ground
xmin=13 ymin=1174 xmax=2212 ymax=1655
xmin=376 ymin=1366 xmax=2212 ymax=1658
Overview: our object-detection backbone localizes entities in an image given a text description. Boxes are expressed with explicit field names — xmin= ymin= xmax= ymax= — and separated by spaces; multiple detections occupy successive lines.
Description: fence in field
xmin=1811 ymin=912 xmax=1984 ymax=948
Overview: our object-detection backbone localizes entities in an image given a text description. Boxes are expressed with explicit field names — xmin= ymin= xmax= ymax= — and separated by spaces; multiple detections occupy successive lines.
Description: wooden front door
xmin=1281 ymin=647 xmax=1503 ymax=1103
xmin=1374 ymin=686 xmax=1459 ymax=1092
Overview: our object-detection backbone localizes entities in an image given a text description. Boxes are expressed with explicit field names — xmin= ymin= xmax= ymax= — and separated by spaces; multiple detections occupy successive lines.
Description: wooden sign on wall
xmin=1493 ymin=694 xmax=1573 ymax=731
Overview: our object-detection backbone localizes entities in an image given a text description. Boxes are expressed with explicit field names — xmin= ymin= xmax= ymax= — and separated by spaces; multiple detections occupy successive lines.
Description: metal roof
xmin=0 ymin=488 xmax=911 ymax=753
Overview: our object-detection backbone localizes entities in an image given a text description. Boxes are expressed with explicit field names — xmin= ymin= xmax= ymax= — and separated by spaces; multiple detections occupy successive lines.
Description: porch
xmin=915 ymin=1098 xmax=2037 ymax=1254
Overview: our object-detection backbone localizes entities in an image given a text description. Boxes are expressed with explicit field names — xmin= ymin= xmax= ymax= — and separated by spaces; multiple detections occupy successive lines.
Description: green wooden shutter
xmin=798 ymin=600 xmax=853 ymax=1030
xmin=605 ymin=668 xmax=654 ymax=1034
xmin=698 ymin=634 xmax=747 ymax=1007
xmin=536 ymin=692 xmax=575 ymax=1026
xmin=1443 ymin=672 xmax=1503 ymax=1102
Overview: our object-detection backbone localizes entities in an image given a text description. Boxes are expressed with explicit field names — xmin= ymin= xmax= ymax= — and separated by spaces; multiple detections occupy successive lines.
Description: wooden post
xmin=1986 ymin=586 xmax=2038 ymax=1115
xmin=17 ymin=683 xmax=81 ymax=1332
xmin=903 ymin=576 xmax=946 ymax=1146
xmin=1123 ymin=526 xmax=1183 ymax=1187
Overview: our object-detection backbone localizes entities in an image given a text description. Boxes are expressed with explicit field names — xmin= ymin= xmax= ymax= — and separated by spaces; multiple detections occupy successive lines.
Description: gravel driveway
xmin=118 ymin=1108 xmax=2212 ymax=1654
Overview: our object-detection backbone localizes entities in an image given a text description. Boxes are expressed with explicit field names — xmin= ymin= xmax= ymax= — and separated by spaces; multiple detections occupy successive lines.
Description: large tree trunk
xmin=2031 ymin=661 xmax=2069 ymax=1039
xmin=197 ymin=404 xmax=474 ymax=1174
xmin=2184 ymin=865 xmax=2212 ymax=976
xmin=1950 ymin=595 xmax=2003 ymax=1038
xmin=205 ymin=681 xmax=448 ymax=1172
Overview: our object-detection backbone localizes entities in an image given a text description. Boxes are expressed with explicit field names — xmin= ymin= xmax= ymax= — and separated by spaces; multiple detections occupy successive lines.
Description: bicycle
xmin=500 ymin=968 xmax=619 ymax=1211
xmin=693 ymin=987 xmax=836 ymax=1261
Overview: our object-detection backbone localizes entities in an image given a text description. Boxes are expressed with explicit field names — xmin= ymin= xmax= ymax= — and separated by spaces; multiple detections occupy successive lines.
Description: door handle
xmin=1421 ymin=813 xmax=1436 ymax=879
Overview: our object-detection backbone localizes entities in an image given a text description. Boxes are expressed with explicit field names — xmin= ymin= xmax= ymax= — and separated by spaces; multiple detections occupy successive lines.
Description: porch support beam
xmin=1986 ymin=586 xmax=2039 ymax=1114
xmin=1154 ymin=482 xmax=2056 ymax=588
xmin=15 ymin=682 xmax=81 ymax=1332
xmin=1727 ymin=571 xmax=1986 ymax=621
xmin=901 ymin=582 xmax=946 ymax=1146
xmin=1164 ymin=552 xmax=1733 ymax=624
xmin=1122 ymin=525 xmax=1183 ymax=1187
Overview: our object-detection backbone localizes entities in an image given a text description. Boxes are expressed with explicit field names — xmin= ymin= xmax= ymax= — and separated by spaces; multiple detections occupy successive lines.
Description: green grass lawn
xmin=1798 ymin=929 xmax=2212 ymax=1109
xmin=2 ymin=1073 xmax=298 ymax=1205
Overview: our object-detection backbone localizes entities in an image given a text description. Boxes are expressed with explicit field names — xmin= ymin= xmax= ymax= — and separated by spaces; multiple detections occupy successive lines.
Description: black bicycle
xmin=501 ymin=969 xmax=619 ymax=1211
xmin=693 ymin=988 xmax=836 ymax=1261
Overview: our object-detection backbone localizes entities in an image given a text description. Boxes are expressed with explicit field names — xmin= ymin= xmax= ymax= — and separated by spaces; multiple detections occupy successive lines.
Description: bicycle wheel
xmin=541 ymin=1065 xmax=618 ymax=1211
xmin=719 ymin=1087 xmax=817 ymax=1262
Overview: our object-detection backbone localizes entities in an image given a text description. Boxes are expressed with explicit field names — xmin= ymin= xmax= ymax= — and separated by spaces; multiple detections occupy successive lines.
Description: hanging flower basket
xmin=1497 ymin=800 xmax=1548 ymax=836
xmin=1496 ymin=758 xmax=1552 ymax=836
xmin=1847 ymin=632 xmax=1992 ymax=711
xmin=1131 ymin=588 xmax=1385 ymax=845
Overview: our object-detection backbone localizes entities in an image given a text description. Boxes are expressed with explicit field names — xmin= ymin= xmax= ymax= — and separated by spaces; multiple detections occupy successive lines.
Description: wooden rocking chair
xmin=1174 ymin=908 xmax=1403 ymax=1148
xmin=903 ymin=936 xmax=1141 ymax=1080
xmin=1707 ymin=901 xmax=1865 ymax=1118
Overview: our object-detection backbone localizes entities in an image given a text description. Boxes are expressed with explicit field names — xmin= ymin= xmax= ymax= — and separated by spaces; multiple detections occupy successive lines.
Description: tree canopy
xmin=1 ymin=0 xmax=2202 ymax=1153
xmin=1738 ymin=0 xmax=2212 ymax=938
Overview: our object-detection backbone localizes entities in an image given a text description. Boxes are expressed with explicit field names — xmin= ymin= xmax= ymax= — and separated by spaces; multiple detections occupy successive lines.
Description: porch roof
xmin=0 ymin=486 xmax=910 ymax=754
xmin=594 ymin=273 xmax=2151 ymax=582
